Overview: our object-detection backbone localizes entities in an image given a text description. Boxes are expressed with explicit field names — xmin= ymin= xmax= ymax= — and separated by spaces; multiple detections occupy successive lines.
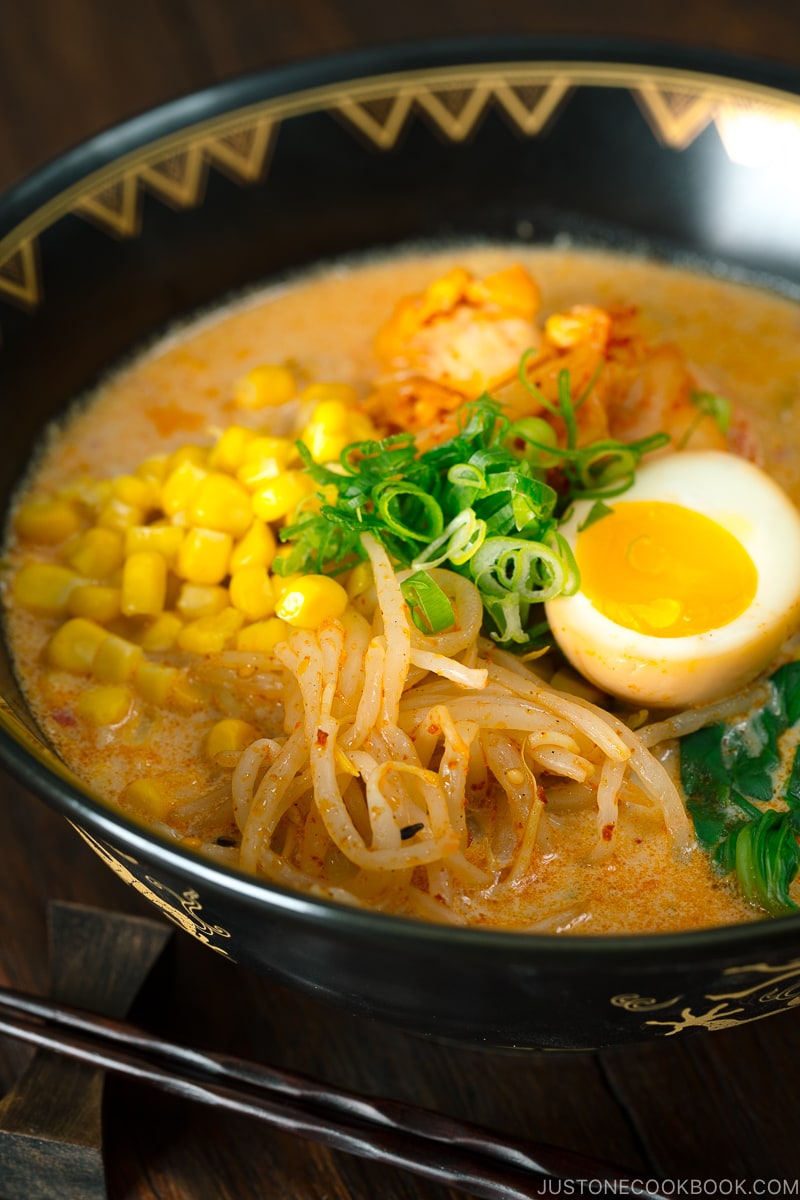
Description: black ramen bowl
xmin=2 ymin=38 xmax=800 ymax=1052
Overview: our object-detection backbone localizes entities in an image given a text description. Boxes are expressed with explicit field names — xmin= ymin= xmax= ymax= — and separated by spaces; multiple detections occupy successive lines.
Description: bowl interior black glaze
xmin=3 ymin=39 xmax=800 ymax=1051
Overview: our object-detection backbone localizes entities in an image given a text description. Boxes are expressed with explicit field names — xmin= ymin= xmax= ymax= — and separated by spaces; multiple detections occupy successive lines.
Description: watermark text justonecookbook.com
xmin=537 ymin=1181 xmax=800 ymax=1196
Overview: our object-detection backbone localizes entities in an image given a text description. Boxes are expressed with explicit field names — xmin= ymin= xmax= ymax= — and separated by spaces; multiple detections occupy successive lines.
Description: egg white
xmin=544 ymin=450 xmax=800 ymax=708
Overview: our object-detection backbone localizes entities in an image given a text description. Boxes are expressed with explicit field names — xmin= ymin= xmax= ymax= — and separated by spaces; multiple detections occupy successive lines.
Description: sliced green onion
xmin=412 ymin=509 xmax=487 ymax=570
xmin=693 ymin=390 xmax=731 ymax=433
xmin=576 ymin=361 xmax=604 ymax=408
xmin=677 ymin=390 xmax=732 ymax=450
xmin=471 ymin=533 xmax=578 ymax=605
xmin=517 ymin=348 xmax=560 ymax=417
xmin=446 ymin=462 xmax=487 ymax=509
xmin=277 ymin=359 xmax=669 ymax=651
xmin=401 ymin=570 xmax=456 ymax=634
xmin=557 ymin=369 xmax=579 ymax=448
xmin=575 ymin=445 xmax=639 ymax=496
xmin=374 ymin=482 xmax=444 ymax=543
xmin=578 ymin=500 xmax=614 ymax=532
xmin=503 ymin=417 xmax=560 ymax=469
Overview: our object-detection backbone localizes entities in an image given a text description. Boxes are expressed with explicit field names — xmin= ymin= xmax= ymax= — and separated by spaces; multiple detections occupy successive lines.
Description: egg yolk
xmin=575 ymin=500 xmax=758 ymax=637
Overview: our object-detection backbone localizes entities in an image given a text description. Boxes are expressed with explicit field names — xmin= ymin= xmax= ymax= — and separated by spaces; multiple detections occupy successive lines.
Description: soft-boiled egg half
xmin=544 ymin=450 xmax=800 ymax=708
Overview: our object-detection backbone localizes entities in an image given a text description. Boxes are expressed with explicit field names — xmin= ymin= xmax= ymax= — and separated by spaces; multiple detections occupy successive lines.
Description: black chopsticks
xmin=0 ymin=984 xmax=668 ymax=1200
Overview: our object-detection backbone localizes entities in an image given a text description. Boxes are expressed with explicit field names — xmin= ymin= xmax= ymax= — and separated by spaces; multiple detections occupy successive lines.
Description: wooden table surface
xmin=2 ymin=3 xmax=800 ymax=1197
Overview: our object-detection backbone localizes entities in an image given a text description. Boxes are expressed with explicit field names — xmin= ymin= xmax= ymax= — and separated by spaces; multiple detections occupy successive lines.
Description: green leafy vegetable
xmin=680 ymin=662 xmax=800 ymax=915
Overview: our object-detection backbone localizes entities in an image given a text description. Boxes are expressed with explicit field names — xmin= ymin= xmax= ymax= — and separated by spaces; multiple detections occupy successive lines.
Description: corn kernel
xmin=14 ymin=498 xmax=83 ymax=545
xmin=113 ymin=474 xmax=160 ymax=511
xmin=125 ymin=524 xmax=184 ymax=563
xmin=135 ymin=612 xmax=184 ymax=652
xmin=176 ymin=583 xmax=229 ymax=620
xmin=136 ymin=455 xmax=169 ymax=484
xmin=234 ymin=364 xmax=295 ymax=409
xmin=13 ymin=563 xmax=80 ymax=615
xmin=271 ymin=572 xmax=301 ymax=604
xmin=189 ymin=473 xmax=253 ymax=537
xmin=68 ymin=584 xmax=122 ymax=624
xmin=122 ymin=777 xmax=173 ymax=820
xmin=177 ymin=607 xmax=244 ymax=654
xmin=229 ymin=565 xmax=274 ymax=621
xmin=230 ymin=519 xmax=277 ymax=572
xmin=306 ymin=399 xmax=348 ymax=429
xmin=300 ymin=400 xmax=376 ymax=464
xmin=175 ymin=527 xmax=232 ymax=585
xmin=97 ymin=497 xmax=144 ymax=532
xmin=92 ymin=633 xmax=144 ymax=683
xmin=78 ymin=684 xmax=133 ymax=726
xmin=122 ymin=551 xmax=167 ymax=616
xmin=207 ymin=425 xmax=255 ymax=473
xmin=468 ymin=265 xmax=540 ymax=320
xmin=204 ymin=717 xmax=259 ymax=760
xmin=136 ymin=660 xmax=179 ymax=706
xmin=235 ymin=437 xmax=297 ymax=492
xmin=237 ymin=458 xmax=281 ymax=490
xmin=46 ymin=618 xmax=107 ymax=672
xmin=169 ymin=673 xmax=211 ymax=712
xmin=346 ymin=561 xmax=374 ymax=599
xmin=275 ymin=575 xmax=348 ymax=628
xmin=60 ymin=477 xmax=113 ymax=510
xmin=251 ymin=472 xmax=314 ymax=522
xmin=160 ymin=459 xmax=208 ymax=519
xmin=299 ymin=382 xmax=359 ymax=406
xmin=244 ymin=436 xmax=296 ymax=467
xmin=67 ymin=527 xmax=125 ymax=579
xmin=167 ymin=444 xmax=208 ymax=471
xmin=313 ymin=430 xmax=356 ymax=464
xmin=299 ymin=426 xmax=345 ymax=466
xmin=544 ymin=306 xmax=609 ymax=349
xmin=235 ymin=616 xmax=291 ymax=654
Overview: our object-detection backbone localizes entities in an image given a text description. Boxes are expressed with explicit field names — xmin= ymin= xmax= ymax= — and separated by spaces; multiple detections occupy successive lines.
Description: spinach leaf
xmin=680 ymin=662 xmax=800 ymax=916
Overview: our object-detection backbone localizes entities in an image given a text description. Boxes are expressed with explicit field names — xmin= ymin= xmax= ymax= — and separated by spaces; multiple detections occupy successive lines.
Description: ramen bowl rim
xmin=2 ymin=34 xmax=800 ymax=967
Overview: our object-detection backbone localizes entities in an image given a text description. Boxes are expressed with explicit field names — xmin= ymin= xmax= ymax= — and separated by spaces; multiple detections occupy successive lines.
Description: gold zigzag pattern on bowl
xmin=0 ymin=237 xmax=40 ymax=310
xmin=334 ymin=74 xmax=573 ymax=147
xmin=2 ymin=63 xmax=800 ymax=314
xmin=73 ymin=115 xmax=276 ymax=239
xmin=632 ymin=82 xmax=720 ymax=149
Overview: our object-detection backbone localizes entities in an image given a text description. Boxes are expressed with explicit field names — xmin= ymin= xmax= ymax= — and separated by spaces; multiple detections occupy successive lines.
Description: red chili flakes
xmin=52 ymin=709 xmax=77 ymax=727
xmin=601 ymin=822 xmax=615 ymax=842
xmin=316 ymin=728 xmax=329 ymax=748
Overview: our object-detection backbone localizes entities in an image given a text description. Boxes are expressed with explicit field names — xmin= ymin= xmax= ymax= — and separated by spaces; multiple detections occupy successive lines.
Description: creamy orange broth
xmin=6 ymin=245 xmax=800 ymax=934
